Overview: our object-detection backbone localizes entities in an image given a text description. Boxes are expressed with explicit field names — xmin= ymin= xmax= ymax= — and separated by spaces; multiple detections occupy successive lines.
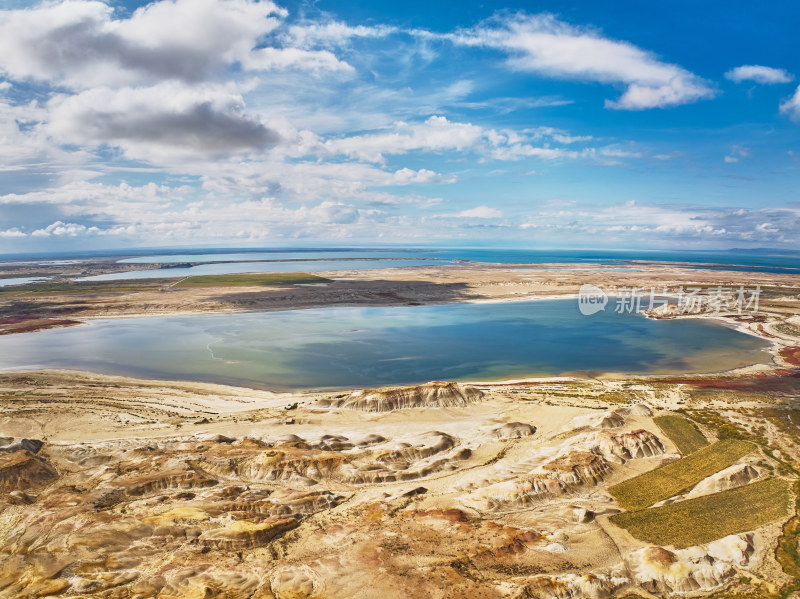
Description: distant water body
xmin=116 ymin=248 xmax=800 ymax=270
xmin=63 ymin=247 xmax=800 ymax=281
xmin=79 ymin=259 xmax=452 ymax=281
xmin=0 ymin=300 xmax=770 ymax=389
xmin=0 ymin=276 xmax=51 ymax=287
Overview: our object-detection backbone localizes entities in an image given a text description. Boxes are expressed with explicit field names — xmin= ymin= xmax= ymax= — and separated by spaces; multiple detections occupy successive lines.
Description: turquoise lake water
xmin=0 ymin=300 xmax=770 ymax=390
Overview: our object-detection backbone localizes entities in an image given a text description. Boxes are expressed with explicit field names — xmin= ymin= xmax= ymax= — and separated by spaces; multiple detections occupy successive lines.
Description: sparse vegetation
xmin=0 ymin=279 xmax=171 ymax=295
xmin=685 ymin=408 xmax=768 ymax=445
xmin=679 ymin=406 xmax=800 ymax=597
xmin=654 ymin=414 xmax=709 ymax=454
xmin=775 ymin=480 xmax=800 ymax=598
xmin=610 ymin=477 xmax=793 ymax=548
xmin=609 ymin=439 xmax=756 ymax=510
xmin=175 ymin=273 xmax=330 ymax=287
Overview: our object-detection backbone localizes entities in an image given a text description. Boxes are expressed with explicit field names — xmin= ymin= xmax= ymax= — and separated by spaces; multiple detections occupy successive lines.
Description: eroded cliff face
xmin=0 ymin=381 xmax=788 ymax=599
xmin=318 ymin=381 xmax=485 ymax=412
xmin=686 ymin=463 xmax=762 ymax=497
xmin=0 ymin=450 xmax=57 ymax=495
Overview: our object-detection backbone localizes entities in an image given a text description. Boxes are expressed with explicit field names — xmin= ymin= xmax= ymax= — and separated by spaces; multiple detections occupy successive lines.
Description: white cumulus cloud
xmin=449 ymin=13 xmax=714 ymax=110
xmin=243 ymin=47 xmax=353 ymax=73
xmin=32 ymin=221 xmax=97 ymax=237
xmin=317 ymin=115 xmax=601 ymax=164
xmin=780 ymin=85 xmax=800 ymax=120
xmin=0 ymin=0 xmax=352 ymax=89
xmin=436 ymin=205 xmax=503 ymax=219
xmin=725 ymin=65 xmax=793 ymax=84
xmin=46 ymin=83 xmax=281 ymax=159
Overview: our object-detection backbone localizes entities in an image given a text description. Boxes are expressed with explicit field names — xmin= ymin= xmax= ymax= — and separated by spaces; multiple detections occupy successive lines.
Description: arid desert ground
xmin=1 ymin=260 xmax=800 ymax=598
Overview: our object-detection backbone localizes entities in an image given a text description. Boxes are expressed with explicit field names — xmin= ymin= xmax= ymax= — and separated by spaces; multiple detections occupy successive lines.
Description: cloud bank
xmin=0 ymin=0 xmax=796 ymax=251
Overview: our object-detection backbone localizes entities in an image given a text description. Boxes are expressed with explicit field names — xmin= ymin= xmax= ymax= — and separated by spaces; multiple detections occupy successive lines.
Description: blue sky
xmin=0 ymin=0 xmax=798 ymax=252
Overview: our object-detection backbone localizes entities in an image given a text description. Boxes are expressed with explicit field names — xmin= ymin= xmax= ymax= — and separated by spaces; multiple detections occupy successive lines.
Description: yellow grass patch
xmin=610 ymin=477 xmax=793 ymax=548
xmin=654 ymin=414 xmax=709 ymax=455
xmin=609 ymin=439 xmax=755 ymax=510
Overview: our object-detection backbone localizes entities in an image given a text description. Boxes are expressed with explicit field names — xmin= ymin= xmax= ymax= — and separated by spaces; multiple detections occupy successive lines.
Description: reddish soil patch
xmin=0 ymin=317 xmax=82 ymax=335
xmin=413 ymin=508 xmax=469 ymax=522
xmin=756 ymin=324 xmax=777 ymax=338
xmin=780 ymin=346 xmax=800 ymax=368
xmin=656 ymin=371 xmax=800 ymax=394
xmin=723 ymin=314 xmax=768 ymax=323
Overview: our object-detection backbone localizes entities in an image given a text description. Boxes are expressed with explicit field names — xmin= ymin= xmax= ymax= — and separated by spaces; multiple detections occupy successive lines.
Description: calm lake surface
xmin=0 ymin=300 xmax=770 ymax=389
xmin=0 ymin=276 xmax=51 ymax=287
